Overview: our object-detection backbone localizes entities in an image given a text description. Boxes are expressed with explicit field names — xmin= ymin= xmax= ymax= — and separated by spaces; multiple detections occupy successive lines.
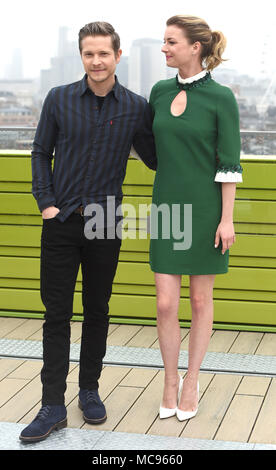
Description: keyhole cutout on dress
xmin=171 ymin=91 xmax=187 ymax=117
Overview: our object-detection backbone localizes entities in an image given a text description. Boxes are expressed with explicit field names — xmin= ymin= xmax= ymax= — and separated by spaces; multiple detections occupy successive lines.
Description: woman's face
xmin=162 ymin=25 xmax=201 ymax=69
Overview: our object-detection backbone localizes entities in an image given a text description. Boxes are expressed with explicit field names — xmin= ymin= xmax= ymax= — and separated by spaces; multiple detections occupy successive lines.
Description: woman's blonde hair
xmin=166 ymin=15 xmax=227 ymax=71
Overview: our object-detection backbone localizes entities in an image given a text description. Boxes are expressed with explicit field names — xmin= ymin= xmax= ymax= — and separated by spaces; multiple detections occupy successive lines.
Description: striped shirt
xmin=31 ymin=74 xmax=157 ymax=223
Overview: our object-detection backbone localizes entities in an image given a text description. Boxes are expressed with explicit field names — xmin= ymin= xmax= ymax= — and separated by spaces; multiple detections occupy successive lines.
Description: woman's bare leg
xmin=155 ymin=273 xmax=182 ymax=408
xmin=178 ymin=274 xmax=215 ymax=411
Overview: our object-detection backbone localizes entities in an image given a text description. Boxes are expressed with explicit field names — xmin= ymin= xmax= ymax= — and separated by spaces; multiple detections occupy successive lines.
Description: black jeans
xmin=40 ymin=213 xmax=121 ymax=405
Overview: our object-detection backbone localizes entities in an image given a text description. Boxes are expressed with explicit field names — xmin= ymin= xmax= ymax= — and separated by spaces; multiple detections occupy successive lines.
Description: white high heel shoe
xmin=176 ymin=380 xmax=199 ymax=422
xmin=159 ymin=374 xmax=184 ymax=419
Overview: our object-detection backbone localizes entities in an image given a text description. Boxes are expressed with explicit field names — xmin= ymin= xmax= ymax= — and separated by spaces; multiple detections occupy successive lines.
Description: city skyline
xmin=1 ymin=0 xmax=276 ymax=80
xmin=1 ymin=0 xmax=276 ymax=138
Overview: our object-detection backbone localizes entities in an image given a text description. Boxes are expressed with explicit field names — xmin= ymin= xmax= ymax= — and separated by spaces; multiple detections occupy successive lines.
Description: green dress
xmin=149 ymin=71 xmax=243 ymax=275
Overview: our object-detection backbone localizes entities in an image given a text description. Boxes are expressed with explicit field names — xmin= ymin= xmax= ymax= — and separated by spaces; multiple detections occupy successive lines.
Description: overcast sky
xmin=1 ymin=0 xmax=276 ymax=79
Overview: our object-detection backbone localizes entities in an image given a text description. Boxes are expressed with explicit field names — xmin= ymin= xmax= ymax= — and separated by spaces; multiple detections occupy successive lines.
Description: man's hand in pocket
xmin=42 ymin=206 xmax=60 ymax=220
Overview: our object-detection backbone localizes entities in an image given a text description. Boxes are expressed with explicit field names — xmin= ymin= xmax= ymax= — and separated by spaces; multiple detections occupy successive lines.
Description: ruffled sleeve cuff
xmin=215 ymin=164 xmax=243 ymax=183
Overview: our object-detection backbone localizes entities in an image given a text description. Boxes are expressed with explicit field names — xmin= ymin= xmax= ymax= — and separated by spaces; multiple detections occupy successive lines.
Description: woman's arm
xmin=215 ymin=182 xmax=236 ymax=255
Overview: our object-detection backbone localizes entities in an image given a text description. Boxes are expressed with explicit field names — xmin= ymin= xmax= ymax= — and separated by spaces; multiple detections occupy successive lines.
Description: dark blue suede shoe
xmin=79 ymin=389 xmax=107 ymax=424
xmin=19 ymin=405 xmax=67 ymax=443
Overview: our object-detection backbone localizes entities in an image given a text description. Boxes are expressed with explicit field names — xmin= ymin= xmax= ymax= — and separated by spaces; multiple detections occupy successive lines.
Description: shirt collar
xmin=78 ymin=74 xmax=121 ymax=101
xmin=177 ymin=69 xmax=207 ymax=85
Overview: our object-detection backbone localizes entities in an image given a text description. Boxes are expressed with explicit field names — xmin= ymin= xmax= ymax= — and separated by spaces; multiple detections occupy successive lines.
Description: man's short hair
xmin=79 ymin=21 xmax=120 ymax=54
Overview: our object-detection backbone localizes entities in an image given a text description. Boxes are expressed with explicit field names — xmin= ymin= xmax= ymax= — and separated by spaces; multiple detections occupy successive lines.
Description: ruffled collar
xmin=176 ymin=69 xmax=211 ymax=91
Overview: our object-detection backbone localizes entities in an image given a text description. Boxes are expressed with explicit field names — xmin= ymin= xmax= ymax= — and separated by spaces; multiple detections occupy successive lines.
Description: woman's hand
xmin=214 ymin=220 xmax=236 ymax=255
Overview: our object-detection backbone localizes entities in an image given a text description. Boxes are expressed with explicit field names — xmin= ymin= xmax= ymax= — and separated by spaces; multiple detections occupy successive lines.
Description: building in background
xmin=0 ymin=79 xmax=38 ymax=107
xmin=40 ymin=26 xmax=83 ymax=100
xmin=128 ymin=38 xmax=167 ymax=99
xmin=116 ymin=56 xmax=128 ymax=88
xmin=1 ymin=24 xmax=276 ymax=154
xmin=5 ymin=49 xmax=23 ymax=81
xmin=0 ymin=80 xmax=39 ymax=127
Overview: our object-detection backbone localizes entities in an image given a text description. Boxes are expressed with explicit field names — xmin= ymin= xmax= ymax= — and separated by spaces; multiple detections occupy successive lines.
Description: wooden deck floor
xmin=0 ymin=317 xmax=275 ymax=445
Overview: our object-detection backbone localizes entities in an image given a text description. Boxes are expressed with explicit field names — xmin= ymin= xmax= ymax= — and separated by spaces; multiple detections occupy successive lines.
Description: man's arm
xmin=31 ymin=89 xmax=59 ymax=216
xmin=131 ymin=101 xmax=157 ymax=171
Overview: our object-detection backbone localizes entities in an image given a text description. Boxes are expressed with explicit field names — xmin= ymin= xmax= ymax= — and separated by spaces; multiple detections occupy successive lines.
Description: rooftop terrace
xmin=0 ymin=318 xmax=275 ymax=451
xmin=0 ymin=129 xmax=275 ymax=451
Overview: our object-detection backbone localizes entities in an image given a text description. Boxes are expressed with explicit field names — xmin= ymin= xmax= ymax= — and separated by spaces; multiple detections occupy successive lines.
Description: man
xmin=20 ymin=21 xmax=156 ymax=443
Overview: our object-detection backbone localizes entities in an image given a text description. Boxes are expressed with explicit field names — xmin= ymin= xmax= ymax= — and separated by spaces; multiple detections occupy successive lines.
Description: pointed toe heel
xmin=176 ymin=380 xmax=199 ymax=422
xmin=159 ymin=374 xmax=184 ymax=419
xmin=176 ymin=407 xmax=198 ymax=421
xmin=159 ymin=405 xmax=177 ymax=419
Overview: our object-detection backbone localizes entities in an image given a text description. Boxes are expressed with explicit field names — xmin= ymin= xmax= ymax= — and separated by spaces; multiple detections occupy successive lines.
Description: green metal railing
xmin=0 ymin=129 xmax=276 ymax=332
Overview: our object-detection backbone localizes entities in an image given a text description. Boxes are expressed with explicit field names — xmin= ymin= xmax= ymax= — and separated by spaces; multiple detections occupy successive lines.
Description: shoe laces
xmin=85 ymin=390 xmax=99 ymax=404
xmin=36 ymin=405 xmax=51 ymax=421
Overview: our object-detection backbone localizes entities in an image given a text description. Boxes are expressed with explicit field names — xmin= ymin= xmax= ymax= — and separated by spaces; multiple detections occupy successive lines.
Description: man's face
xmin=80 ymin=35 xmax=122 ymax=86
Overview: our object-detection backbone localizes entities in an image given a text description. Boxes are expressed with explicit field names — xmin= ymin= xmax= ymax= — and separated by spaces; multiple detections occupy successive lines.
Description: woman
xmin=149 ymin=15 xmax=243 ymax=421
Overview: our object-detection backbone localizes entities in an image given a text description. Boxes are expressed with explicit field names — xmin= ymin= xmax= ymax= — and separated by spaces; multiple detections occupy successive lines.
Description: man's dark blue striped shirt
xmin=31 ymin=74 xmax=157 ymax=222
